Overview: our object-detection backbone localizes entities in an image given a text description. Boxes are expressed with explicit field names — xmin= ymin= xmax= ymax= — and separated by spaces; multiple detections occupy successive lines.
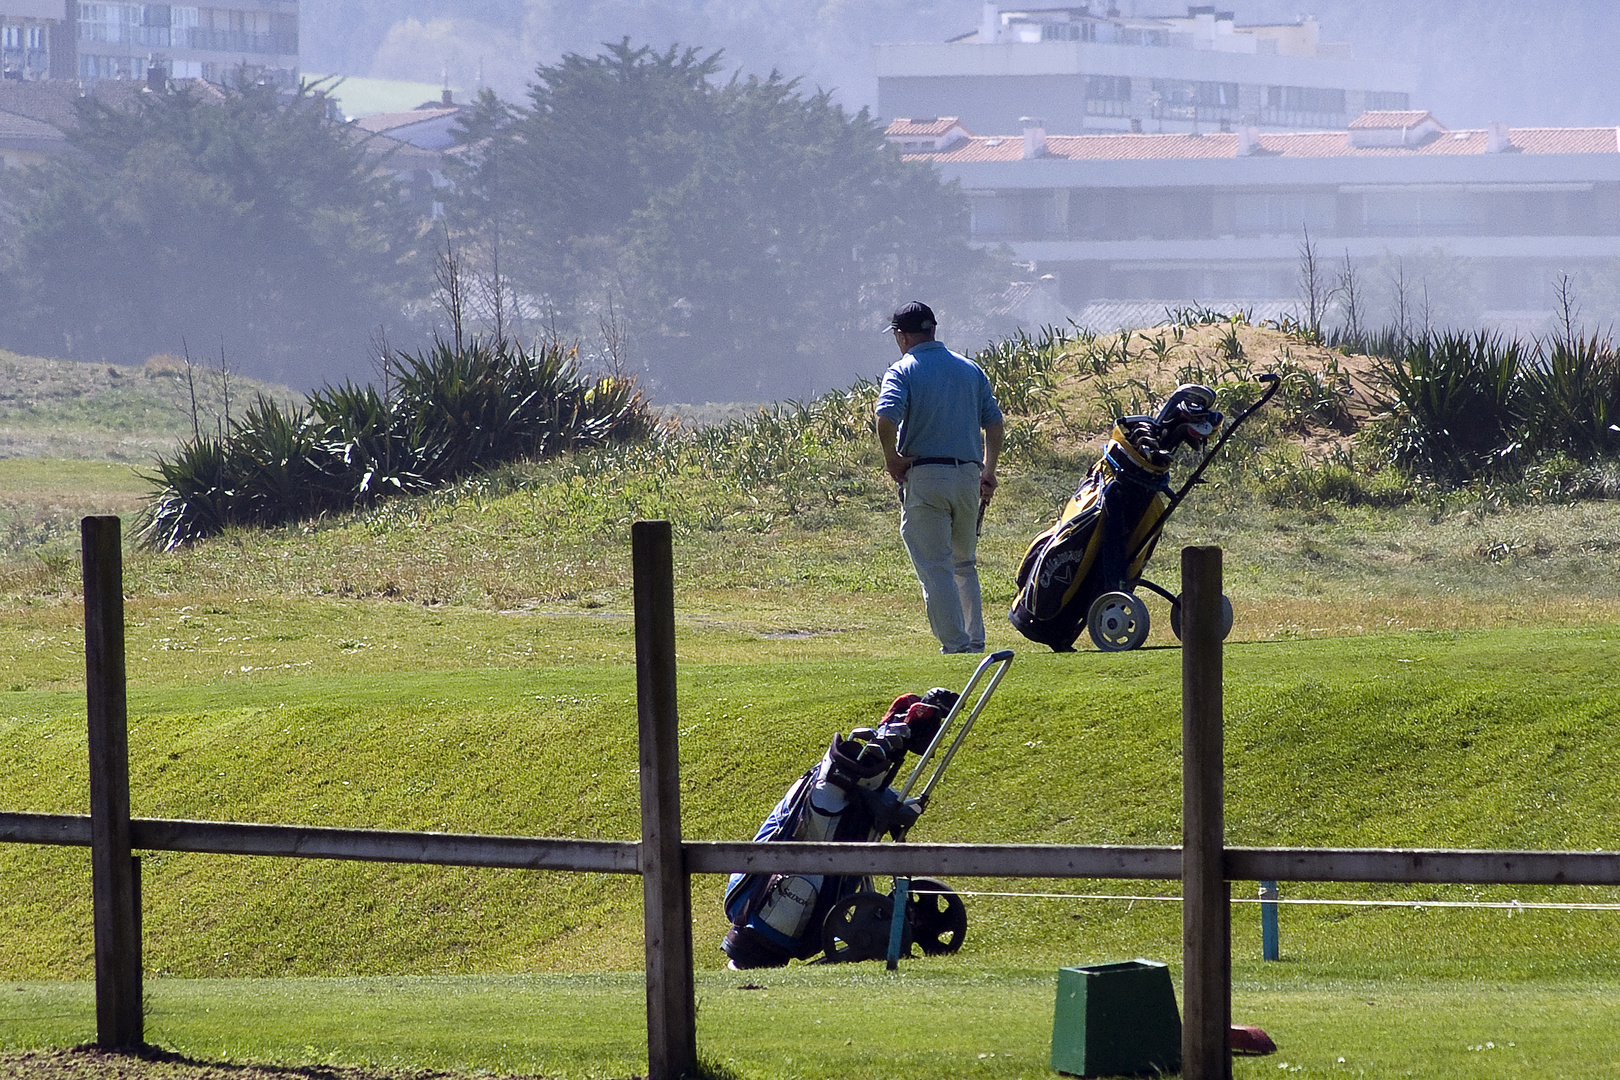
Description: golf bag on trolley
xmin=720 ymin=689 xmax=955 ymax=969
xmin=721 ymin=650 xmax=1016 ymax=969
xmin=1009 ymin=376 xmax=1279 ymax=653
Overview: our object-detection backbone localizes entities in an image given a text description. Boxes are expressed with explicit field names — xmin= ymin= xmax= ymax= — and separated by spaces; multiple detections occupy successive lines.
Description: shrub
xmin=1518 ymin=332 xmax=1620 ymax=459
xmin=1367 ymin=330 xmax=1525 ymax=483
xmin=140 ymin=337 xmax=652 ymax=548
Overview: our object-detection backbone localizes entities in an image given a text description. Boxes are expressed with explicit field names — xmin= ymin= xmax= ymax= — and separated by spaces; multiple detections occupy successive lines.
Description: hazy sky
xmin=302 ymin=0 xmax=1620 ymax=128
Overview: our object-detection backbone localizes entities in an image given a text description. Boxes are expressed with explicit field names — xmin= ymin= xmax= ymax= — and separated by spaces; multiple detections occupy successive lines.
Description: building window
xmin=1118 ymin=27 xmax=1168 ymax=46
xmin=1083 ymin=73 xmax=1131 ymax=117
xmin=1151 ymin=79 xmax=1241 ymax=121
xmin=1263 ymin=85 xmax=1347 ymax=126
xmin=1229 ymin=192 xmax=1336 ymax=236
xmin=1041 ymin=22 xmax=1096 ymax=42
xmin=1365 ymin=90 xmax=1410 ymax=111
xmin=1084 ymin=74 xmax=1130 ymax=101
xmin=1266 ymin=86 xmax=1346 ymax=113
xmin=1195 ymin=82 xmax=1240 ymax=109
xmin=26 ymin=25 xmax=41 ymax=49
xmin=970 ymin=195 xmax=1007 ymax=239
xmin=1363 ymin=192 xmax=1480 ymax=234
xmin=80 ymin=53 xmax=136 ymax=79
xmin=79 ymin=4 xmax=129 ymax=45
xmin=1 ymin=26 xmax=19 ymax=49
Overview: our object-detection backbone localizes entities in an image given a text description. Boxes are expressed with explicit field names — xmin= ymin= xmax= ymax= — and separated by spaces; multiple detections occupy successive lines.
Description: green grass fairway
xmin=4 ymin=968 xmax=1619 ymax=1079
xmin=5 ymin=626 xmax=1620 ymax=978
xmin=4 ymin=622 xmax=1620 ymax=1076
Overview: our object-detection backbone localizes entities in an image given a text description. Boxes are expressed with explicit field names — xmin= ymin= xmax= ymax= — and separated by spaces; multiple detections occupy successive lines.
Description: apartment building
xmin=889 ymin=112 xmax=1620 ymax=325
xmin=0 ymin=1 xmax=296 ymax=85
xmin=0 ymin=1 xmax=70 ymax=78
xmin=876 ymin=4 xmax=1418 ymax=137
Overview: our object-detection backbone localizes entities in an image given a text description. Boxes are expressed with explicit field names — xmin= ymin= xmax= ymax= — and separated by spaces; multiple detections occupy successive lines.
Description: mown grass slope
xmin=4 ymin=625 xmax=1618 ymax=981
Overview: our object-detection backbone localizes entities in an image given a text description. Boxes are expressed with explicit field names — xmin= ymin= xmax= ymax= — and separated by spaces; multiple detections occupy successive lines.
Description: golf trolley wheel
xmin=1169 ymin=593 xmax=1235 ymax=642
xmin=907 ymin=878 xmax=967 ymax=956
xmin=1087 ymin=591 xmax=1150 ymax=652
xmin=821 ymin=891 xmax=903 ymax=963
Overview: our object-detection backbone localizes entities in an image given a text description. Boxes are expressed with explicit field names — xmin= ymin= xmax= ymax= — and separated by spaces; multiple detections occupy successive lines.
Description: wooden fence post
xmin=633 ymin=521 xmax=697 ymax=1080
xmin=82 ymin=516 xmax=142 ymax=1049
xmin=1181 ymin=545 xmax=1229 ymax=1080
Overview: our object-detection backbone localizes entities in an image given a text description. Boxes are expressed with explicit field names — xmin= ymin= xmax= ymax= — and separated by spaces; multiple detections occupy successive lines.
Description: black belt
xmin=911 ymin=457 xmax=980 ymax=467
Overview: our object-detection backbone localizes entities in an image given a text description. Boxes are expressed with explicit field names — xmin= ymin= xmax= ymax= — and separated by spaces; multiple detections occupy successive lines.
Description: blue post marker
xmin=886 ymin=877 xmax=910 ymax=970
xmin=1260 ymin=881 xmax=1280 ymax=961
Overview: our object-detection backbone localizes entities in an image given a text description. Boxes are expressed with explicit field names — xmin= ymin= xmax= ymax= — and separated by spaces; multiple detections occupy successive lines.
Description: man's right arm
xmin=876 ymin=415 xmax=912 ymax=485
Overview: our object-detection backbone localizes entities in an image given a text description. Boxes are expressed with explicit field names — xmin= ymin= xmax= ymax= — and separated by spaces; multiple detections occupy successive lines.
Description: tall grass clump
xmin=140 ymin=337 xmax=652 ymax=548
xmin=1364 ymin=327 xmax=1620 ymax=488
xmin=975 ymin=326 xmax=1076 ymax=415
xmin=1255 ymin=446 xmax=1414 ymax=509
xmin=1366 ymin=330 xmax=1526 ymax=483
xmin=1518 ymin=332 xmax=1620 ymax=459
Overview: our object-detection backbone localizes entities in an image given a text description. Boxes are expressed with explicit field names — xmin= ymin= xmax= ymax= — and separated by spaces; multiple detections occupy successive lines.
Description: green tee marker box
xmin=1051 ymin=959 xmax=1182 ymax=1077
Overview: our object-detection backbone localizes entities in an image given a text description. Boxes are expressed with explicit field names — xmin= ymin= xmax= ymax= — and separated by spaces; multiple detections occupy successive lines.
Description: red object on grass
xmin=1229 ymin=1024 xmax=1278 ymax=1056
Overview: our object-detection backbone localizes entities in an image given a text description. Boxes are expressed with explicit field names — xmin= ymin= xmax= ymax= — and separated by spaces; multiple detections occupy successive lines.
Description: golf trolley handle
xmin=897 ymin=649 xmax=1015 ymax=806
xmin=1125 ymin=372 xmax=1281 ymax=571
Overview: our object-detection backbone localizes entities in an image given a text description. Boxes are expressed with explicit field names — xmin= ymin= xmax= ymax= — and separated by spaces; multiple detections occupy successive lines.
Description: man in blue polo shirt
xmin=875 ymin=301 xmax=1005 ymax=654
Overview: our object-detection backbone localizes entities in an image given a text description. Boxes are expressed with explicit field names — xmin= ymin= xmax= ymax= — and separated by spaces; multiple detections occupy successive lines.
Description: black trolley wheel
xmin=908 ymin=878 xmax=967 ymax=956
xmin=1087 ymin=591 xmax=1150 ymax=652
xmin=821 ymin=891 xmax=902 ymax=963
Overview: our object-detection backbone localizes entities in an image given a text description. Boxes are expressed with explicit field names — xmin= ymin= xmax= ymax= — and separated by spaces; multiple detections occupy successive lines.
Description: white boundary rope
xmin=914 ymin=889 xmax=1620 ymax=912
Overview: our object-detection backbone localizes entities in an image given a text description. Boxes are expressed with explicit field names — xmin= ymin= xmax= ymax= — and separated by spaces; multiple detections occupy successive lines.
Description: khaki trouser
xmin=900 ymin=462 xmax=984 ymax=653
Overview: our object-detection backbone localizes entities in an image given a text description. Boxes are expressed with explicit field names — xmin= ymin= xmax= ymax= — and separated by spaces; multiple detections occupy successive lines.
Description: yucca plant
xmin=306 ymin=381 xmax=428 ymax=500
xmin=1518 ymin=332 xmax=1620 ymax=459
xmin=221 ymin=394 xmax=330 ymax=525
xmin=1369 ymin=330 xmax=1525 ymax=483
xmin=140 ymin=335 xmax=654 ymax=548
xmin=141 ymin=434 xmax=233 ymax=552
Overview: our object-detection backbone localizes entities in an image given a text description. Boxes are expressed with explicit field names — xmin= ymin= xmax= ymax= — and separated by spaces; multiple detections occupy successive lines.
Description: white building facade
xmin=0 ymin=1 xmax=297 ymax=85
xmin=892 ymin=112 xmax=1620 ymax=325
xmin=876 ymin=4 xmax=1418 ymax=137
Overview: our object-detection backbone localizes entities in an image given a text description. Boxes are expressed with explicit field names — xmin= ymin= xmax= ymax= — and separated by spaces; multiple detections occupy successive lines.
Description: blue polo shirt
xmin=875 ymin=340 xmax=1003 ymax=463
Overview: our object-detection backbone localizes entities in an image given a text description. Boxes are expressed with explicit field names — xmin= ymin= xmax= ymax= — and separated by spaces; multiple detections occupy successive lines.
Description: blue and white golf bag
xmin=721 ymin=688 xmax=955 ymax=969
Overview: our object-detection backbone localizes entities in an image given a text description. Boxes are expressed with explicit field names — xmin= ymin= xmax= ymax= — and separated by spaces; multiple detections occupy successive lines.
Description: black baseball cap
xmin=886 ymin=301 xmax=936 ymax=334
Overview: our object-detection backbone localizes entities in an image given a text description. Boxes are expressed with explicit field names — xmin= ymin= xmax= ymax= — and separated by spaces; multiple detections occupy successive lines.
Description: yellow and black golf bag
xmin=1009 ymin=375 xmax=1279 ymax=652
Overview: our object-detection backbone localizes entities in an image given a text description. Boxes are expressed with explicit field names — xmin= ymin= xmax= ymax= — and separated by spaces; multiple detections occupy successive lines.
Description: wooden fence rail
xmin=2 ymin=516 xmax=1617 ymax=1079
xmin=9 ymin=811 xmax=1618 ymax=887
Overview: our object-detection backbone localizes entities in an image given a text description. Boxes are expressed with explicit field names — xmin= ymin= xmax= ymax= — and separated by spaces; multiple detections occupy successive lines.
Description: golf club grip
xmin=1125 ymin=373 xmax=1281 ymax=570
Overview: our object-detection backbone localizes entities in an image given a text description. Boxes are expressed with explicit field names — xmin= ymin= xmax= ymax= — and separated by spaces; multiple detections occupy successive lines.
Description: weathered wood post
xmin=632 ymin=521 xmax=698 ymax=1080
xmin=82 ymin=515 xmax=143 ymax=1049
xmin=1181 ymin=545 xmax=1229 ymax=1080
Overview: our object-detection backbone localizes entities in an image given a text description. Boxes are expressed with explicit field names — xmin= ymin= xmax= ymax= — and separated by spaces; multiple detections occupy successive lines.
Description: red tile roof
xmin=1348 ymin=110 xmax=1436 ymax=130
xmin=885 ymin=117 xmax=970 ymax=137
xmin=902 ymin=126 xmax=1620 ymax=163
